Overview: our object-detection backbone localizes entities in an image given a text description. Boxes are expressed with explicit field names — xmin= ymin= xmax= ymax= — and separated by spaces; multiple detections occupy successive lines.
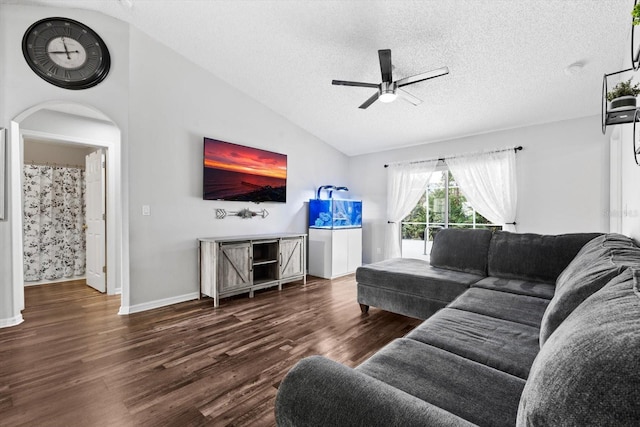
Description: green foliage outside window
xmin=402 ymin=171 xmax=499 ymax=240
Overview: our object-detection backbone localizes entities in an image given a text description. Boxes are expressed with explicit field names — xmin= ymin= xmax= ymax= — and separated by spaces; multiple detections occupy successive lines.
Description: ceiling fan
xmin=332 ymin=49 xmax=449 ymax=109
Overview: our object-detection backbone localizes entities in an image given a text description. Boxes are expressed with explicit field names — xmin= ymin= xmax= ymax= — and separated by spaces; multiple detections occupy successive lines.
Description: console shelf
xmin=199 ymin=233 xmax=306 ymax=307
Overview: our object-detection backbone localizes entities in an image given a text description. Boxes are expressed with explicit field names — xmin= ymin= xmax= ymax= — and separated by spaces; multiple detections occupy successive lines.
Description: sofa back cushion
xmin=430 ymin=228 xmax=492 ymax=276
xmin=487 ymin=231 xmax=601 ymax=284
xmin=517 ymin=269 xmax=640 ymax=426
xmin=539 ymin=233 xmax=640 ymax=346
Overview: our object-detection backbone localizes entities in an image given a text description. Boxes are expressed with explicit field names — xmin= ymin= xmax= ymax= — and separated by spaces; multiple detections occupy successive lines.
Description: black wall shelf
xmin=601 ymin=69 xmax=636 ymax=134
xmin=632 ymin=109 xmax=640 ymax=166
xmin=601 ymin=2 xmax=640 ymax=165
xmin=633 ymin=0 xmax=640 ymax=70
xmin=602 ymin=69 xmax=640 ymax=165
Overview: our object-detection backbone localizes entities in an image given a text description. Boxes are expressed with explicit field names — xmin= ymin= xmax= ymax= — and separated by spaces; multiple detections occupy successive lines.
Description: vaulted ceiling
xmin=4 ymin=0 xmax=632 ymax=155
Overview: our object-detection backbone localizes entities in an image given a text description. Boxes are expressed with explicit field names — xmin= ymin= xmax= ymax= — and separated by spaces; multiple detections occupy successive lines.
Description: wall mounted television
xmin=203 ymin=137 xmax=287 ymax=203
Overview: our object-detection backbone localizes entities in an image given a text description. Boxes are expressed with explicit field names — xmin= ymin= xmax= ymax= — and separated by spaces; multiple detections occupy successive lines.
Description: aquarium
xmin=309 ymin=199 xmax=362 ymax=229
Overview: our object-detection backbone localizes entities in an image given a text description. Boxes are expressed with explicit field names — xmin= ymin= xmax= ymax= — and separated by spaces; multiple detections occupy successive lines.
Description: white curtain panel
xmin=23 ymin=165 xmax=86 ymax=282
xmin=385 ymin=161 xmax=437 ymax=259
xmin=446 ymin=149 xmax=517 ymax=232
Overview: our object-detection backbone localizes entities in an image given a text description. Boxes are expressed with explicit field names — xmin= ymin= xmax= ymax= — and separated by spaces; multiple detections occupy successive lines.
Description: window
xmin=401 ymin=169 xmax=502 ymax=259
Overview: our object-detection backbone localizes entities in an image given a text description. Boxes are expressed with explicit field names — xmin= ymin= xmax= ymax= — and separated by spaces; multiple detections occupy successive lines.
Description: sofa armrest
xmin=275 ymin=355 xmax=475 ymax=427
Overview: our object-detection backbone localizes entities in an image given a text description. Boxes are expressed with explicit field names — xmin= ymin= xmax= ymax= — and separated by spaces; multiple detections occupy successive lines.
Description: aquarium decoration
xmin=328 ymin=186 xmax=349 ymax=198
xmin=316 ymin=185 xmax=336 ymax=199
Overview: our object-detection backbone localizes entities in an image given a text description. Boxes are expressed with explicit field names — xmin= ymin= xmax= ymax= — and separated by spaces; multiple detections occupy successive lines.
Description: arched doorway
xmin=9 ymin=101 xmax=129 ymax=322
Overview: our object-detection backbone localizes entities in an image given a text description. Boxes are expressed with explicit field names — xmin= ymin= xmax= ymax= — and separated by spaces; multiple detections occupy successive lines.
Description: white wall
xmin=126 ymin=28 xmax=348 ymax=307
xmin=350 ymin=116 xmax=610 ymax=264
xmin=22 ymin=109 xmax=119 ymax=166
xmin=21 ymin=109 xmax=120 ymax=145
xmin=24 ymin=140 xmax=95 ymax=167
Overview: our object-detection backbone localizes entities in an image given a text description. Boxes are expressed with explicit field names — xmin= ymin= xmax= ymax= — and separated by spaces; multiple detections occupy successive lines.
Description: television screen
xmin=203 ymin=137 xmax=287 ymax=203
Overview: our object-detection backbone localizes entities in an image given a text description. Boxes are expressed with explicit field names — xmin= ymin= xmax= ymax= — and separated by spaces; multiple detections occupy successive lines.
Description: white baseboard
xmin=118 ymin=292 xmax=199 ymax=315
xmin=0 ymin=315 xmax=24 ymax=329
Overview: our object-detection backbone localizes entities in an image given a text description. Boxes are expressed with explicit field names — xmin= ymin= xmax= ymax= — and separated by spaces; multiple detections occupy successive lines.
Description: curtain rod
xmin=384 ymin=146 xmax=523 ymax=168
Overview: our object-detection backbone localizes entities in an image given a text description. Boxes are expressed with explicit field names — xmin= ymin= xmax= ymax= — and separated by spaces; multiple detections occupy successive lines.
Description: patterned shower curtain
xmin=23 ymin=165 xmax=86 ymax=282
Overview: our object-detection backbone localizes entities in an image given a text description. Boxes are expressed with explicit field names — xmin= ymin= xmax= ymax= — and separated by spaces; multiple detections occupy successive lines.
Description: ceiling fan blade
xmin=378 ymin=49 xmax=393 ymax=83
xmin=332 ymin=80 xmax=380 ymax=88
xmin=396 ymin=66 xmax=449 ymax=88
xmin=359 ymin=92 xmax=379 ymax=109
xmin=398 ymin=89 xmax=423 ymax=106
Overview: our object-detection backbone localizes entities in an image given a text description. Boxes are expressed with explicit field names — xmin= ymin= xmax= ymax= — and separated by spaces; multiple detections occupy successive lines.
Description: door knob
xmin=82 ymin=224 xmax=88 ymax=231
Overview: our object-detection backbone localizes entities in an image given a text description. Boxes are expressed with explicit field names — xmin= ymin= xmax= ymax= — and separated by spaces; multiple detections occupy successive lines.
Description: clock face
xmin=22 ymin=17 xmax=111 ymax=90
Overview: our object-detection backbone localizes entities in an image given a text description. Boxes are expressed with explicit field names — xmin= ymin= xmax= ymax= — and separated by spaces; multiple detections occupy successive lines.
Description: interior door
xmin=85 ymin=149 xmax=106 ymax=292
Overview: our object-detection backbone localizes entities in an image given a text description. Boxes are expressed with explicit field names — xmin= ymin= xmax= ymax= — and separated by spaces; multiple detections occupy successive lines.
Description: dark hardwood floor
xmin=0 ymin=276 xmax=420 ymax=426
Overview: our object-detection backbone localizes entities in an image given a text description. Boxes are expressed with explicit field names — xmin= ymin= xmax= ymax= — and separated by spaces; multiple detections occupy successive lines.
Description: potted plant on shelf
xmin=607 ymin=78 xmax=640 ymax=111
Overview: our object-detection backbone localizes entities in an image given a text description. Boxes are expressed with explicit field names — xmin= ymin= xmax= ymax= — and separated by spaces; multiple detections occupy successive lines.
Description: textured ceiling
xmin=3 ymin=0 xmax=632 ymax=156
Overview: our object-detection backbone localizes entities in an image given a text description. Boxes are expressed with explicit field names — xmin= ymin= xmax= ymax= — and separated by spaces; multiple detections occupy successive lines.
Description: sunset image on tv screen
xmin=203 ymin=138 xmax=287 ymax=202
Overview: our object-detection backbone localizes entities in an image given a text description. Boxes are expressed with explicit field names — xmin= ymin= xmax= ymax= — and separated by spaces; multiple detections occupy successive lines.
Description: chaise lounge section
xmin=356 ymin=228 xmax=598 ymax=320
xmin=275 ymin=229 xmax=640 ymax=426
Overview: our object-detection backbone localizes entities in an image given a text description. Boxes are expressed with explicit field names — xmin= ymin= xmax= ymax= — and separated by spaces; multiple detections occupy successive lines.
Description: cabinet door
xmin=279 ymin=237 xmax=304 ymax=279
xmin=347 ymin=228 xmax=363 ymax=272
xmin=331 ymin=230 xmax=349 ymax=276
xmin=218 ymin=242 xmax=252 ymax=292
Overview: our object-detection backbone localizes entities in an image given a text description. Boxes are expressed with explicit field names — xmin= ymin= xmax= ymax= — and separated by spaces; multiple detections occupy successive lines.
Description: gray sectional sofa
xmin=275 ymin=229 xmax=640 ymax=426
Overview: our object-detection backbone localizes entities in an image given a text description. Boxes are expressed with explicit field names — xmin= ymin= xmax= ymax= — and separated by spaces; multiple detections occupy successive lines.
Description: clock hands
xmin=61 ymin=37 xmax=71 ymax=59
xmin=48 ymin=38 xmax=81 ymax=57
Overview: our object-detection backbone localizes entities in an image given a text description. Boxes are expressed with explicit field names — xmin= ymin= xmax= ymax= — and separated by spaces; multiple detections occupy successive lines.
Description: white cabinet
xmin=308 ymin=228 xmax=362 ymax=279
xmin=199 ymin=233 xmax=306 ymax=307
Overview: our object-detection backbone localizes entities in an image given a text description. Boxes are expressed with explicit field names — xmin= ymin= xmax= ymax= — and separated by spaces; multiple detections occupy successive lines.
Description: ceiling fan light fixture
xmin=379 ymin=81 xmax=397 ymax=103
xmin=332 ymin=49 xmax=448 ymax=109
xmin=379 ymin=91 xmax=397 ymax=103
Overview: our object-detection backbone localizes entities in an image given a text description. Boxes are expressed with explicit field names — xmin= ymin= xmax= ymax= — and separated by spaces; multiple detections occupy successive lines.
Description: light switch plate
xmin=142 ymin=205 xmax=151 ymax=216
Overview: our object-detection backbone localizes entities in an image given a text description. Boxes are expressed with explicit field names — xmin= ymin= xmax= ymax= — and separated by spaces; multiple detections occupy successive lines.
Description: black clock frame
xmin=22 ymin=17 xmax=111 ymax=90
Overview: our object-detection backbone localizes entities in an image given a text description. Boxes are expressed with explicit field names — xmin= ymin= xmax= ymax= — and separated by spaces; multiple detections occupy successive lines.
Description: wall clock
xmin=22 ymin=17 xmax=111 ymax=90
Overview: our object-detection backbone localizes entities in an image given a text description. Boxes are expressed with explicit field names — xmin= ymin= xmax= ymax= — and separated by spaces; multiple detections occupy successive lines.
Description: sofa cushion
xmin=539 ymin=235 xmax=640 ymax=346
xmin=358 ymin=283 xmax=450 ymax=320
xmin=356 ymin=258 xmax=483 ymax=302
xmin=429 ymin=228 xmax=493 ymax=276
xmin=406 ymin=308 xmax=540 ymax=379
xmin=275 ymin=355 xmax=476 ymax=427
xmin=487 ymin=231 xmax=601 ymax=284
xmin=472 ymin=277 xmax=555 ymax=300
xmin=517 ymin=269 xmax=640 ymax=426
xmin=448 ymin=288 xmax=550 ymax=328
xmin=357 ymin=338 xmax=526 ymax=427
